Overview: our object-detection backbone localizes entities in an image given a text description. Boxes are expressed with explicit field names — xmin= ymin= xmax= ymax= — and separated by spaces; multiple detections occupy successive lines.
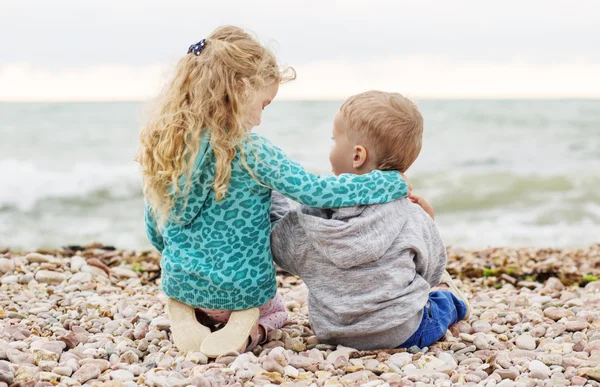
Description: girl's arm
xmin=144 ymin=201 xmax=165 ymax=252
xmin=243 ymin=134 xmax=408 ymax=208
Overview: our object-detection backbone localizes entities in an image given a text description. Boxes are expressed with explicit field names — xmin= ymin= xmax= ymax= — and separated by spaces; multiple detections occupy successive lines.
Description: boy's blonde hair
xmin=136 ymin=26 xmax=295 ymax=224
xmin=340 ymin=91 xmax=423 ymax=173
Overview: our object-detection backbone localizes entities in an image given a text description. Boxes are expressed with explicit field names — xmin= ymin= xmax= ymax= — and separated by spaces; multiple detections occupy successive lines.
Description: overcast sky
xmin=1 ymin=0 xmax=599 ymax=100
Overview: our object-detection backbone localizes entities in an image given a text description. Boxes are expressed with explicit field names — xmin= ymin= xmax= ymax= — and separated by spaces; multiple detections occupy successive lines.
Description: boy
xmin=270 ymin=91 xmax=471 ymax=350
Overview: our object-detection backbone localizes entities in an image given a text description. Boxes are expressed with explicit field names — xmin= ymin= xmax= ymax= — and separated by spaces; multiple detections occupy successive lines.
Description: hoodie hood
xmin=296 ymin=203 xmax=407 ymax=269
xmin=170 ymin=132 xmax=214 ymax=225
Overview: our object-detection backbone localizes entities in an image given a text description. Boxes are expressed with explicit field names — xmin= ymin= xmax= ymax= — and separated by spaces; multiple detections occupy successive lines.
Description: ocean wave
xmin=411 ymin=170 xmax=600 ymax=214
xmin=0 ymin=160 xmax=142 ymax=212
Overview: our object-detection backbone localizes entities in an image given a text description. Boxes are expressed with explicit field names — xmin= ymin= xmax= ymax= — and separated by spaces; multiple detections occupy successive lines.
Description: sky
xmin=1 ymin=0 xmax=599 ymax=101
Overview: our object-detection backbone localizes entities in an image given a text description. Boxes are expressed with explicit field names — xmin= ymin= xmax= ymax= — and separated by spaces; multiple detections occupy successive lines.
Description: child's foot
xmin=436 ymin=271 xmax=472 ymax=320
xmin=200 ymin=307 xmax=260 ymax=358
xmin=167 ymin=298 xmax=212 ymax=353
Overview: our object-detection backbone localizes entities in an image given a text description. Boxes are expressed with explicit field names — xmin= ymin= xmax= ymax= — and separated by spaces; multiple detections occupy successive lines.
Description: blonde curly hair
xmin=136 ymin=26 xmax=295 ymax=225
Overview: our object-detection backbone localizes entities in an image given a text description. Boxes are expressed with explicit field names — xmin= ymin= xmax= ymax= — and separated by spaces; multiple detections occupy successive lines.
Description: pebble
xmin=120 ymin=350 xmax=139 ymax=364
xmin=14 ymin=366 xmax=38 ymax=382
xmin=52 ymin=366 xmax=72 ymax=376
xmin=545 ymin=323 xmax=566 ymax=338
xmin=111 ymin=267 xmax=138 ymax=279
xmin=185 ymin=352 xmax=208 ymax=365
xmin=474 ymin=336 xmax=490 ymax=350
xmin=565 ymin=320 xmax=589 ymax=332
xmin=0 ymin=361 xmax=14 ymax=385
xmin=284 ymin=365 xmax=299 ymax=378
xmin=0 ymin=258 xmax=15 ymax=274
xmin=26 ymin=252 xmax=54 ymax=263
xmin=515 ymin=334 xmax=536 ymax=350
xmin=529 ymin=325 xmax=546 ymax=337
xmin=536 ymin=353 xmax=563 ymax=366
xmin=34 ymin=270 xmax=66 ymax=284
xmin=326 ymin=347 xmax=355 ymax=363
xmin=7 ymin=349 xmax=33 ymax=364
xmin=543 ymin=307 xmax=573 ymax=321
xmin=110 ymin=369 xmax=135 ymax=381
xmin=571 ymin=375 xmax=588 ymax=385
xmin=472 ymin=321 xmax=492 ymax=333
xmin=585 ymin=281 xmax=600 ymax=291
xmin=544 ymin=342 xmax=573 ymax=355
xmin=263 ymin=358 xmax=285 ymax=374
xmin=33 ymin=349 xmax=60 ymax=365
xmin=289 ymin=355 xmax=319 ymax=371
xmin=79 ymin=359 xmax=110 ymax=372
xmin=68 ymin=271 xmax=93 ymax=284
xmin=31 ymin=341 xmax=66 ymax=356
xmin=38 ymin=360 xmax=58 ymax=372
xmin=496 ymin=368 xmax=519 ymax=380
xmin=1 ymin=275 xmax=18 ymax=285
xmin=72 ymin=364 xmax=100 ymax=383
xmin=286 ymin=337 xmax=307 ymax=352
xmin=388 ymin=353 xmax=413 ymax=368
xmin=528 ymin=359 xmax=551 ymax=379
xmin=150 ymin=317 xmax=171 ymax=331
xmin=38 ymin=371 xmax=61 ymax=383
xmin=70 ymin=256 xmax=86 ymax=272
xmin=437 ymin=352 xmax=457 ymax=369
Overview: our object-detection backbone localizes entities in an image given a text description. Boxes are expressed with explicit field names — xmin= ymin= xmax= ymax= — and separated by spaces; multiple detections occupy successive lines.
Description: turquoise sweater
xmin=145 ymin=133 xmax=408 ymax=310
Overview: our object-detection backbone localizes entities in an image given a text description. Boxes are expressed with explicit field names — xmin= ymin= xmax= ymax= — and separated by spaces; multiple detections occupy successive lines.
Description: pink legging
xmin=198 ymin=293 xmax=287 ymax=336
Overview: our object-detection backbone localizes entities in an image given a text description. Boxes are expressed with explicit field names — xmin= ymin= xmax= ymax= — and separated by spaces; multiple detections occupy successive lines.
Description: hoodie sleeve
xmin=243 ymin=134 xmax=408 ymax=208
xmin=144 ymin=201 xmax=165 ymax=253
xmin=414 ymin=218 xmax=447 ymax=288
xmin=270 ymin=208 xmax=303 ymax=276
xmin=270 ymin=191 xmax=293 ymax=228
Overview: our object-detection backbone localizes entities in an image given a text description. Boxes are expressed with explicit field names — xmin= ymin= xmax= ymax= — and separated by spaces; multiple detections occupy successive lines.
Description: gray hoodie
xmin=270 ymin=192 xmax=447 ymax=350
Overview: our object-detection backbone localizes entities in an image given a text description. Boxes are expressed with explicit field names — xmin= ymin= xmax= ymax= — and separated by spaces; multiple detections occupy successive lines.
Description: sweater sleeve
xmin=243 ymin=133 xmax=408 ymax=208
xmin=144 ymin=201 xmax=165 ymax=253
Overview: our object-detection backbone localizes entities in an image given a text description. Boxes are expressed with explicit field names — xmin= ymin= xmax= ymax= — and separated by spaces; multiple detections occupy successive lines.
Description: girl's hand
xmin=409 ymin=194 xmax=434 ymax=220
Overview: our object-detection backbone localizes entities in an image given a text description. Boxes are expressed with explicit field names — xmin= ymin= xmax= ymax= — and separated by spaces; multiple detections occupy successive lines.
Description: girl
xmin=136 ymin=26 xmax=409 ymax=357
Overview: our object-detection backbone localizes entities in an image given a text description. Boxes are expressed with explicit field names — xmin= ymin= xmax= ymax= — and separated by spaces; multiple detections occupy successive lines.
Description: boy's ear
xmin=352 ymin=145 xmax=368 ymax=169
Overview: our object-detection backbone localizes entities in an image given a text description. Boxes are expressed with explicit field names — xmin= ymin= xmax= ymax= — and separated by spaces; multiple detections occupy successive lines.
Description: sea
xmin=1 ymin=100 xmax=599 ymax=251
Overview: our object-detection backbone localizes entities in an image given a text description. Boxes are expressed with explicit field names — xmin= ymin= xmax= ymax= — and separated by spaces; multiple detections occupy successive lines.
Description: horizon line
xmin=2 ymin=96 xmax=600 ymax=103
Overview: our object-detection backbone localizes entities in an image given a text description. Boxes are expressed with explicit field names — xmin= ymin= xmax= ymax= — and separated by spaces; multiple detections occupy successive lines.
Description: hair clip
xmin=187 ymin=39 xmax=206 ymax=56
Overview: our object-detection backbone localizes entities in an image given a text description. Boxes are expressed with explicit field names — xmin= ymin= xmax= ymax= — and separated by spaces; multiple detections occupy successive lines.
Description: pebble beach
xmin=1 ymin=244 xmax=600 ymax=387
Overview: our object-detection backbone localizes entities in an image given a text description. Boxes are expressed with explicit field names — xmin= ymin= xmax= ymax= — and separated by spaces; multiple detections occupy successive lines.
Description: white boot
xmin=167 ymin=298 xmax=211 ymax=353
xmin=200 ymin=307 xmax=260 ymax=358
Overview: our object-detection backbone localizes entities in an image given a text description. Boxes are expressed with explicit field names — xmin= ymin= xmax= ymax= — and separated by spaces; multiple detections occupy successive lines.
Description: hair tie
xmin=188 ymin=39 xmax=206 ymax=56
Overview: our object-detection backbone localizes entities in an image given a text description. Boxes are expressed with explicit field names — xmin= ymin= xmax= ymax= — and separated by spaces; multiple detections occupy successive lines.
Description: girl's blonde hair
xmin=136 ymin=26 xmax=295 ymax=225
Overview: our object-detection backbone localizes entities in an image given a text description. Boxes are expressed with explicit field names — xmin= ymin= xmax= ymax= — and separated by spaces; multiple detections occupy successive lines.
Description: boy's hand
xmin=409 ymin=194 xmax=434 ymax=220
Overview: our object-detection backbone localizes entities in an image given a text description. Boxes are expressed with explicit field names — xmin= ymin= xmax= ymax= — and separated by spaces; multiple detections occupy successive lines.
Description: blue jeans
xmin=398 ymin=290 xmax=467 ymax=349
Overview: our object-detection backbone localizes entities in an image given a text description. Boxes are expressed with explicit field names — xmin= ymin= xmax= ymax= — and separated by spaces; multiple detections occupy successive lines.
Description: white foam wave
xmin=0 ymin=160 xmax=141 ymax=212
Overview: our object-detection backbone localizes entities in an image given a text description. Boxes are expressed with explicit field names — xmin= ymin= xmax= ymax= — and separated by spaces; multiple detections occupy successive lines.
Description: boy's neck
xmin=353 ymin=166 xmax=375 ymax=175
xmin=353 ymin=160 xmax=379 ymax=175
